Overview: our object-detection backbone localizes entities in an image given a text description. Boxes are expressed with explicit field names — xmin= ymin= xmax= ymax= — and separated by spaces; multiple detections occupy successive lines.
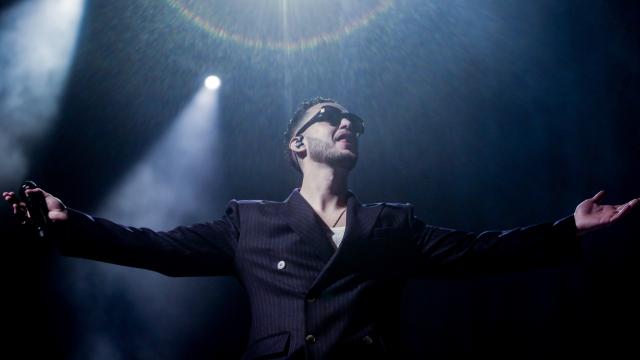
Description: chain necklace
xmin=332 ymin=208 xmax=347 ymax=227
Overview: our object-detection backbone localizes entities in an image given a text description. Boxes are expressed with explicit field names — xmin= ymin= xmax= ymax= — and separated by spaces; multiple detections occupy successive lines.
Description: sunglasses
xmin=295 ymin=106 xmax=365 ymax=137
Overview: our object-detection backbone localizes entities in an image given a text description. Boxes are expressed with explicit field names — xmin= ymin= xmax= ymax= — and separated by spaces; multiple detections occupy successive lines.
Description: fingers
xmin=3 ymin=191 xmax=26 ymax=214
xmin=613 ymin=198 xmax=639 ymax=212
xmin=619 ymin=198 xmax=639 ymax=209
xmin=3 ymin=191 xmax=19 ymax=204
xmin=24 ymin=187 xmax=49 ymax=198
xmin=3 ymin=191 xmax=29 ymax=223
xmin=610 ymin=198 xmax=639 ymax=222
xmin=14 ymin=204 xmax=29 ymax=224
xmin=4 ymin=188 xmax=50 ymax=202
xmin=610 ymin=208 xmax=627 ymax=222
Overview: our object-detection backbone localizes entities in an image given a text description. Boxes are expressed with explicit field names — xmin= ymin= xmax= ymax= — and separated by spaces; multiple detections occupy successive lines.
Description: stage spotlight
xmin=204 ymin=75 xmax=221 ymax=90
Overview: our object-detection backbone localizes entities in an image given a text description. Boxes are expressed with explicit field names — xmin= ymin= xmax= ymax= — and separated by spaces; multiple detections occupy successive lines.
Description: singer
xmin=3 ymin=97 xmax=638 ymax=359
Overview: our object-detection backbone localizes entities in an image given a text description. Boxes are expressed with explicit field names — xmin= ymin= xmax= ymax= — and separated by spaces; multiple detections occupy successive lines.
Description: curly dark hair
xmin=283 ymin=97 xmax=337 ymax=173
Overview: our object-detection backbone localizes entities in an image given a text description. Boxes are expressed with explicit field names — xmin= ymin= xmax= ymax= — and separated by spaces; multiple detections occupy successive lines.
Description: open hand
xmin=575 ymin=190 xmax=638 ymax=235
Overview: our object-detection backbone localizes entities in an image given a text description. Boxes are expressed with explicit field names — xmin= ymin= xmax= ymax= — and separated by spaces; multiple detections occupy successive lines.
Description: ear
xmin=289 ymin=137 xmax=306 ymax=157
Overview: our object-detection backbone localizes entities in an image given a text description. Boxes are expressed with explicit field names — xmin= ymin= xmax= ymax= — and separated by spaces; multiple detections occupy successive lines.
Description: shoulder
xmin=363 ymin=201 xmax=415 ymax=225
xmin=362 ymin=202 xmax=413 ymax=213
xmin=226 ymin=199 xmax=281 ymax=206
xmin=379 ymin=201 xmax=413 ymax=209
xmin=234 ymin=199 xmax=279 ymax=206
xmin=225 ymin=199 xmax=283 ymax=216
xmin=382 ymin=202 xmax=414 ymax=216
xmin=367 ymin=202 xmax=414 ymax=228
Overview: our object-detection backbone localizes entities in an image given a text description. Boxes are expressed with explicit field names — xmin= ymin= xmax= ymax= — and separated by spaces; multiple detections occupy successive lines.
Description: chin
xmin=308 ymin=143 xmax=358 ymax=170
xmin=332 ymin=153 xmax=358 ymax=171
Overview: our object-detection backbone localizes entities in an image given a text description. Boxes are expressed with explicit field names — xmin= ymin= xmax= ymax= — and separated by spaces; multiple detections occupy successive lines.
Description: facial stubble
xmin=305 ymin=136 xmax=357 ymax=170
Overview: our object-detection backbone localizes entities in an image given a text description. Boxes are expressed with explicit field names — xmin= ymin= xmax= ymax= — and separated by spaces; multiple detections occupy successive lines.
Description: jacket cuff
xmin=48 ymin=208 xmax=96 ymax=255
xmin=552 ymin=214 xmax=582 ymax=261
xmin=553 ymin=214 xmax=578 ymax=237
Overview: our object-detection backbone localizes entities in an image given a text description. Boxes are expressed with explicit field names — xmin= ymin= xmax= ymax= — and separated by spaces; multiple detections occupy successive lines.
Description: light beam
xmin=0 ymin=0 xmax=85 ymax=188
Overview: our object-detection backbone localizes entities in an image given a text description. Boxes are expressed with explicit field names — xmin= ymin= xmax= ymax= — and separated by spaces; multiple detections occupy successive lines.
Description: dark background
xmin=1 ymin=0 xmax=638 ymax=358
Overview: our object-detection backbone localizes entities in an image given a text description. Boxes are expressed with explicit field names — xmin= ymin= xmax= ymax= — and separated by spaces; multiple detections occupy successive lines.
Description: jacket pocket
xmin=242 ymin=331 xmax=290 ymax=360
xmin=333 ymin=326 xmax=388 ymax=359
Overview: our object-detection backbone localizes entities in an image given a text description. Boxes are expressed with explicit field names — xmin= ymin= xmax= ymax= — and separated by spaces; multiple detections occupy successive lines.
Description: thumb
xmin=591 ymin=190 xmax=606 ymax=202
xmin=48 ymin=210 xmax=68 ymax=222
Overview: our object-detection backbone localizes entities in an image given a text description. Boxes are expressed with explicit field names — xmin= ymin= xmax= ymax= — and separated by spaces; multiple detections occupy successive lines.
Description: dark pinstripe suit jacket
xmin=53 ymin=188 xmax=579 ymax=359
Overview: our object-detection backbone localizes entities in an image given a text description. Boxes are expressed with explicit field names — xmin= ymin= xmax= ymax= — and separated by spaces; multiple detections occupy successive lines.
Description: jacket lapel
xmin=283 ymin=188 xmax=336 ymax=264
xmin=289 ymin=189 xmax=383 ymax=295
xmin=283 ymin=188 xmax=384 ymax=294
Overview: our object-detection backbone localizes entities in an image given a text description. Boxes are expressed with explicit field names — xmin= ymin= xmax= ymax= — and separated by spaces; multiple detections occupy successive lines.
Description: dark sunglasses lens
xmin=319 ymin=107 xmax=342 ymax=124
xmin=347 ymin=114 xmax=364 ymax=134
xmin=320 ymin=107 xmax=364 ymax=134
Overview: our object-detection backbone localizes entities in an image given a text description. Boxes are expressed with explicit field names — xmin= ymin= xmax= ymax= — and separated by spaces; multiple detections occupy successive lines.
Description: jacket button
xmin=277 ymin=260 xmax=286 ymax=270
xmin=362 ymin=335 xmax=373 ymax=345
xmin=305 ymin=334 xmax=316 ymax=344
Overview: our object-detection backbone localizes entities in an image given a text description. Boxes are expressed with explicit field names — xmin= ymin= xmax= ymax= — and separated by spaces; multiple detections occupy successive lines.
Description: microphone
xmin=19 ymin=180 xmax=50 ymax=238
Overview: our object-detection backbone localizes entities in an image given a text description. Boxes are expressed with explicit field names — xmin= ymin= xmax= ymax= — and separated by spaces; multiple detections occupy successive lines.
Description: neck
xmin=299 ymin=164 xmax=349 ymax=213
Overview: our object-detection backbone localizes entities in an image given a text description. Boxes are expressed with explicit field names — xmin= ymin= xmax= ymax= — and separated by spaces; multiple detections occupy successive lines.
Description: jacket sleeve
xmin=409 ymin=206 xmax=581 ymax=275
xmin=49 ymin=200 xmax=241 ymax=277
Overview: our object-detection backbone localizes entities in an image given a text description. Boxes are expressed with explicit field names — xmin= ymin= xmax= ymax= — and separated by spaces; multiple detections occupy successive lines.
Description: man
xmin=3 ymin=97 xmax=638 ymax=359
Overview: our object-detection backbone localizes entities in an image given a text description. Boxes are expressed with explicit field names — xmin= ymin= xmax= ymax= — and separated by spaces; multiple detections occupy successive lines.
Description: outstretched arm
xmin=412 ymin=215 xmax=580 ymax=275
xmin=411 ymin=190 xmax=637 ymax=275
xmin=3 ymin=188 xmax=240 ymax=277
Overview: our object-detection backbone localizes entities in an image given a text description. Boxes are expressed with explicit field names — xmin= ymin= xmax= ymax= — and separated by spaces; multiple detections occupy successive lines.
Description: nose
xmin=338 ymin=118 xmax=352 ymax=130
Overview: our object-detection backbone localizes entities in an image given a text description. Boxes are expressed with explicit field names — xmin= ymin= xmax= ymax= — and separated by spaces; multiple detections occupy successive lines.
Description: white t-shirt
xmin=330 ymin=226 xmax=346 ymax=248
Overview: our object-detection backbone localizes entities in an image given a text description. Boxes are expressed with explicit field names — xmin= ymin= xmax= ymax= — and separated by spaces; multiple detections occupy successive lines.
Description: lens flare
xmin=163 ymin=0 xmax=394 ymax=51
